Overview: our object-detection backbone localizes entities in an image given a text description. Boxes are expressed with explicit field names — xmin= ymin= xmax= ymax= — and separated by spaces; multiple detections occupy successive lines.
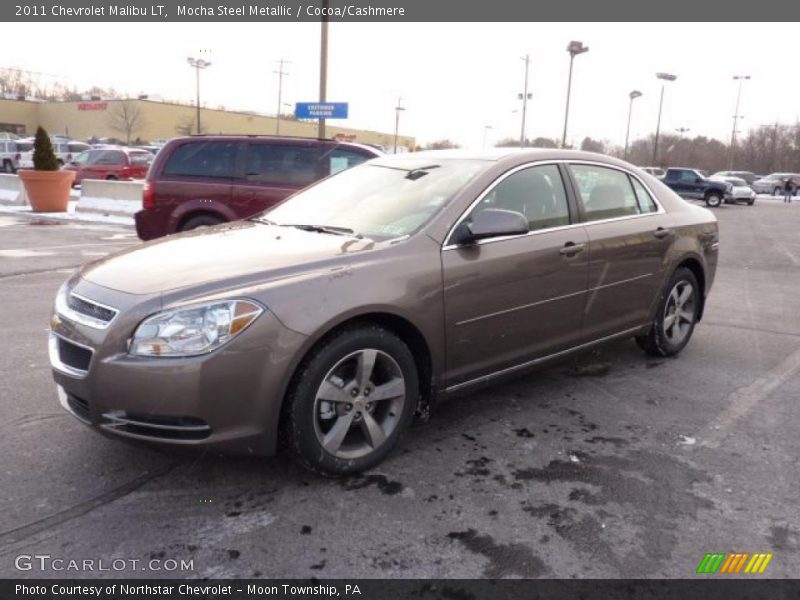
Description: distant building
xmin=0 ymin=97 xmax=416 ymax=148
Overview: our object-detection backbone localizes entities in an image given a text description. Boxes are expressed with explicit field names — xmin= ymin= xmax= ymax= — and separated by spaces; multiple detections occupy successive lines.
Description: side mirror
xmin=454 ymin=208 xmax=529 ymax=245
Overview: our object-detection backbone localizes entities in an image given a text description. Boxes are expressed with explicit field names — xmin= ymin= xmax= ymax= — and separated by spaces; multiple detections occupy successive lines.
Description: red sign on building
xmin=77 ymin=102 xmax=108 ymax=111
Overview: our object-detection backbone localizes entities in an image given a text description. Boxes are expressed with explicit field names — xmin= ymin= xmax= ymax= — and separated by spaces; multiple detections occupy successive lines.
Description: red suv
xmin=134 ymin=135 xmax=383 ymax=240
xmin=65 ymin=147 xmax=153 ymax=185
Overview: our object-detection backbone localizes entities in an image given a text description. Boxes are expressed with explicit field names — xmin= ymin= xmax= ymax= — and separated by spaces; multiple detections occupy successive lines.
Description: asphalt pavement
xmin=0 ymin=199 xmax=798 ymax=579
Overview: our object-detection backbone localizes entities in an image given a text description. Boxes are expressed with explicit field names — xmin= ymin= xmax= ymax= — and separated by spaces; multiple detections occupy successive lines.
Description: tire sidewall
xmin=181 ymin=215 xmax=224 ymax=231
xmin=650 ymin=268 xmax=701 ymax=356
xmin=284 ymin=326 xmax=419 ymax=476
xmin=706 ymin=192 xmax=722 ymax=207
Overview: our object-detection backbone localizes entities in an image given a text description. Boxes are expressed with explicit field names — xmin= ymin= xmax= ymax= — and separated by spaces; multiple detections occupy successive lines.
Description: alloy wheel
xmin=663 ymin=280 xmax=695 ymax=345
xmin=312 ymin=349 xmax=406 ymax=460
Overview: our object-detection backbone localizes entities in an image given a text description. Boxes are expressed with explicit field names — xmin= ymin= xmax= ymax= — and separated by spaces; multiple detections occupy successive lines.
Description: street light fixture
xmin=675 ymin=127 xmax=690 ymax=137
xmin=482 ymin=124 xmax=493 ymax=149
xmin=562 ymin=40 xmax=589 ymax=148
xmin=393 ymin=97 xmax=405 ymax=154
xmin=729 ymin=75 xmax=751 ymax=169
xmin=652 ymin=72 xmax=677 ymax=165
xmin=187 ymin=56 xmax=211 ymax=135
xmin=274 ymin=58 xmax=290 ymax=135
xmin=624 ymin=90 xmax=642 ymax=159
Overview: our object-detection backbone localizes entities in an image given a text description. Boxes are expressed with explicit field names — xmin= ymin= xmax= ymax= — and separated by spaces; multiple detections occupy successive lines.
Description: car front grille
xmin=58 ymin=337 xmax=93 ymax=372
xmin=101 ymin=411 xmax=212 ymax=441
xmin=66 ymin=293 xmax=118 ymax=325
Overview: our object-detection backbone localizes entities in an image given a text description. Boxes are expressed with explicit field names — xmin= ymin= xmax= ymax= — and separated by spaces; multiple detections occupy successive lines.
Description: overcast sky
xmin=4 ymin=22 xmax=797 ymax=148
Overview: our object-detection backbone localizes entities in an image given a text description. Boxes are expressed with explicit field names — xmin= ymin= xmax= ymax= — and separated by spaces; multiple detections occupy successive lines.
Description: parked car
xmin=52 ymin=141 xmax=92 ymax=167
xmin=640 ymin=166 xmax=665 ymax=178
xmin=710 ymin=170 xmax=757 ymax=186
xmin=50 ymin=149 xmax=719 ymax=475
xmin=134 ymin=135 xmax=383 ymax=240
xmin=13 ymin=138 xmax=34 ymax=170
xmin=662 ymin=167 xmax=732 ymax=207
xmin=63 ymin=147 xmax=153 ymax=185
xmin=0 ymin=139 xmax=28 ymax=173
xmin=710 ymin=176 xmax=756 ymax=205
xmin=751 ymin=173 xmax=800 ymax=196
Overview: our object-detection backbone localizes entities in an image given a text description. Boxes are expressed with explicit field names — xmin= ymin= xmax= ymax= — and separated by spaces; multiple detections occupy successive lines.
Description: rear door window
xmin=629 ymin=176 xmax=658 ymax=214
xmin=129 ymin=152 xmax=152 ymax=166
xmin=96 ymin=150 xmax=126 ymax=165
xmin=570 ymin=164 xmax=641 ymax=221
xmin=162 ymin=141 xmax=238 ymax=179
xmin=245 ymin=143 xmax=321 ymax=185
xmin=326 ymin=148 xmax=373 ymax=175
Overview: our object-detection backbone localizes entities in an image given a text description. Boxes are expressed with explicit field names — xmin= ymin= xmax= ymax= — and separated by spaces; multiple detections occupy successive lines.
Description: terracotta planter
xmin=18 ymin=169 xmax=76 ymax=213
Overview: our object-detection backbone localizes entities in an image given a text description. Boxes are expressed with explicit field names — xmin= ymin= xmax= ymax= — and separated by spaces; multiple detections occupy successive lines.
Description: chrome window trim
xmin=48 ymin=331 xmax=94 ymax=378
xmin=56 ymin=290 xmax=119 ymax=330
xmin=442 ymin=159 xmax=666 ymax=251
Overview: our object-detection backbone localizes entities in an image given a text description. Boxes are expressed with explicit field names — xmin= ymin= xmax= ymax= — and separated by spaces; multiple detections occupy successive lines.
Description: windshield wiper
xmin=249 ymin=216 xmax=277 ymax=225
xmin=405 ymin=165 xmax=440 ymax=180
xmin=281 ymin=224 xmax=362 ymax=238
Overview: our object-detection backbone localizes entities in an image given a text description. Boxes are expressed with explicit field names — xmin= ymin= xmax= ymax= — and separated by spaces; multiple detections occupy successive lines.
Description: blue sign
xmin=295 ymin=102 xmax=349 ymax=119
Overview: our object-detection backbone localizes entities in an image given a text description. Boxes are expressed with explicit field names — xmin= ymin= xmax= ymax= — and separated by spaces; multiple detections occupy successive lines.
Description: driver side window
xmin=470 ymin=164 xmax=571 ymax=231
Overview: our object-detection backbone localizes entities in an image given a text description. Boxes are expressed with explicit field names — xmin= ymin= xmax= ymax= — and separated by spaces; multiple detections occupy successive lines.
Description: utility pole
xmin=274 ymin=58 xmax=290 ymax=135
xmin=562 ymin=40 xmax=589 ymax=149
xmin=519 ymin=54 xmax=531 ymax=148
xmin=317 ymin=0 xmax=329 ymax=139
xmin=393 ymin=97 xmax=405 ymax=154
xmin=187 ymin=57 xmax=211 ymax=134
xmin=624 ymin=90 xmax=642 ymax=159
xmin=729 ymin=75 xmax=750 ymax=169
xmin=652 ymin=72 xmax=677 ymax=165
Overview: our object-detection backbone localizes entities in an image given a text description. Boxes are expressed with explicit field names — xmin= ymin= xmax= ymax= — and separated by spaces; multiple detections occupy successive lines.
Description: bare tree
xmin=175 ymin=114 xmax=201 ymax=135
xmin=107 ymin=100 xmax=145 ymax=145
xmin=425 ymin=139 xmax=460 ymax=150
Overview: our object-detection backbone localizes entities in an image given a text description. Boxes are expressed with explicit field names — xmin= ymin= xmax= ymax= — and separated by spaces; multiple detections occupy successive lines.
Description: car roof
xmin=180 ymin=134 xmax=382 ymax=155
xmin=389 ymin=148 xmax=634 ymax=164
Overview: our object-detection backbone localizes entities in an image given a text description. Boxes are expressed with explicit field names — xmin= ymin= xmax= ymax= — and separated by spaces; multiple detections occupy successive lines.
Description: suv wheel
xmin=705 ymin=192 xmax=722 ymax=208
xmin=773 ymin=187 xmax=782 ymax=196
xmin=636 ymin=267 xmax=700 ymax=357
xmin=2 ymin=160 xmax=13 ymax=174
xmin=180 ymin=215 xmax=224 ymax=231
xmin=282 ymin=325 xmax=418 ymax=476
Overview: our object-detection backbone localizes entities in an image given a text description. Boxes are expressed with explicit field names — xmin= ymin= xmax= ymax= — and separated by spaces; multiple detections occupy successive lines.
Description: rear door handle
xmin=653 ymin=227 xmax=673 ymax=239
xmin=559 ymin=242 xmax=585 ymax=256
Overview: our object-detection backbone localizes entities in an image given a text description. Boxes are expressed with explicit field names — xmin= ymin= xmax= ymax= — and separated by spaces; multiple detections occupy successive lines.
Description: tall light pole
xmin=393 ymin=97 xmax=405 ymax=154
xmin=675 ymin=127 xmax=690 ymax=137
xmin=187 ymin=57 xmax=211 ymax=134
xmin=482 ymin=124 xmax=493 ymax=148
xmin=729 ymin=75 xmax=750 ymax=169
xmin=519 ymin=54 xmax=532 ymax=148
xmin=652 ymin=72 xmax=677 ymax=165
xmin=318 ymin=0 xmax=329 ymax=139
xmin=562 ymin=40 xmax=589 ymax=149
xmin=624 ymin=90 xmax=642 ymax=159
xmin=274 ymin=58 xmax=290 ymax=135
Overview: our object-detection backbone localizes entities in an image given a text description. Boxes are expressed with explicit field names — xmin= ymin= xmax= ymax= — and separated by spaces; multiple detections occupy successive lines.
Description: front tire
xmin=180 ymin=214 xmax=224 ymax=231
xmin=705 ymin=192 xmax=722 ymax=208
xmin=282 ymin=325 xmax=418 ymax=476
xmin=636 ymin=267 xmax=701 ymax=357
xmin=773 ymin=187 xmax=782 ymax=197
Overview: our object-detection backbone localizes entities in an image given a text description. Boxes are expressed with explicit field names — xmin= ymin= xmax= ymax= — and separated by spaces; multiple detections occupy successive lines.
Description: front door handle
xmin=559 ymin=242 xmax=585 ymax=256
xmin=653 ymin=227 xmax=673 ymax=239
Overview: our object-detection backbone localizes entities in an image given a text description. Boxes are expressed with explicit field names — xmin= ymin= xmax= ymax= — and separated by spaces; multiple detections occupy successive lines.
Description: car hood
xmin=80 ymin=221 xmax=379 ymax=295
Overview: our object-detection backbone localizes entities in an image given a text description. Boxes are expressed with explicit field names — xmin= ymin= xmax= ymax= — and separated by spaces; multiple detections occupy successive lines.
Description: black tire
xmin=57 ymin=159 xmax=64 ymax=167
xmin=773 ymin=187 xmax=782 ymax=197
xmin=747 ymin=198 xmax=755 ymax=206
xmin=2 ymin=160 xmax=13 ymax=174
xmin=705 ymin=192 xmax=722 ymax=208
xmin=281 ymin=325 xmax=419 ymax=476
xmin=180 ymin=214 xmax=224 ymax=231
xmin=105 ymin=175 xmax=118 ymax=180
xmin=635 ymin=267 xmax=701 ymax=357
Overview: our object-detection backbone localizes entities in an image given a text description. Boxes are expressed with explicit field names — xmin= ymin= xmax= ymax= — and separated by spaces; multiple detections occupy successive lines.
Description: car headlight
xmin=130 ymin=299 xmax=263 ymax=357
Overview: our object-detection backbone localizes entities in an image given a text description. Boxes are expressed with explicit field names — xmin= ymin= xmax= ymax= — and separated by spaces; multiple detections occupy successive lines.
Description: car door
xmin=567 ymin=163 xmax=673 ymax=341
xmin=230 ymin=142 xmax=323 ymax=219
xmin=442 ymin=163 xmax=589 ymax=388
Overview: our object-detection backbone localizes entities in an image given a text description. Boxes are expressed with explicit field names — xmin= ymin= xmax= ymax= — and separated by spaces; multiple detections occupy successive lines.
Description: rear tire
xmin=635 ymin=267 xmax=701 ymax=357
xmin=2 ymin=160 xmax=13 ymax=174
xmin=105 ymin=175 xmax=118 ymax=180
xmin=179 ymin=214 xmax=224 ymax=231
xmin=281 ymin=325 xmax=418 ymax=476
xmin=773 ymin=187 xmax=782 ymax=197
xmin=705 ymin=192 xmax=722 ymax=208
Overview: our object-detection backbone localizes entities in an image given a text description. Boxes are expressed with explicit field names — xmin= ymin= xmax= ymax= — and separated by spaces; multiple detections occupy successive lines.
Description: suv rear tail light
xmin=142 ymin=181 xmax=155 ymax=209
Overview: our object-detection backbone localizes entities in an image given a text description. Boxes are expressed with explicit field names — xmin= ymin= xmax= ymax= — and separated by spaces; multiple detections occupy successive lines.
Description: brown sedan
xmin=50 ymin=149 xmax=719 ymax=475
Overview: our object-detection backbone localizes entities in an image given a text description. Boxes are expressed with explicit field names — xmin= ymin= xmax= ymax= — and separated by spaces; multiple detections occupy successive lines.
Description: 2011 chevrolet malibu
xmin=50 ymin=149 xmax=719 ymax=475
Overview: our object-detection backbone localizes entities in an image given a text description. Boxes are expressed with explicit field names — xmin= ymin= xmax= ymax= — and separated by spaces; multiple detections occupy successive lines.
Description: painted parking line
xmin=697 ymin=345 xmax=800 ymax=448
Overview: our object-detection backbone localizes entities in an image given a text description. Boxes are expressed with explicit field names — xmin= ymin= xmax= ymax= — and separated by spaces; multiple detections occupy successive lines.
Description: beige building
xmin=0 ymin=98 xmax=415 ymax=150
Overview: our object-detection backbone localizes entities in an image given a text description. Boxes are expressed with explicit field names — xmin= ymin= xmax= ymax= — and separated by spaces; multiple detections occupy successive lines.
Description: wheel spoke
xmin=664 ymin=313 xmax=677 ymax=331
xmin=322 ymin=412 xmax=356 ymax=454
xmin=317 ymin=379 xmax=350 ymax=403
xmin=678 ymin=309 xmax=694 ymax=324
xmin=360 ymin=411 xmax=387 ymax=449
xmin=670 ymin=287 xmax=680 ymax=308
xmin=369 ymin=377 xmax=405 ymax=402
xmin=678 ymin=284 xmax=693 ymax=307
xmin=355 ymin=350 xmax=377 ymax=390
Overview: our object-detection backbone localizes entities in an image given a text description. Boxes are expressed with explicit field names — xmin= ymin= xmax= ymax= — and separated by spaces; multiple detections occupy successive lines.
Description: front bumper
xmin=50 ymin=280 xmax=308 ymax=456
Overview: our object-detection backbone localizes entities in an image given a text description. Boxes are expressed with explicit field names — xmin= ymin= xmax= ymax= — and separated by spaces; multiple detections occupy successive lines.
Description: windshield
xmin=262 ymin=159 xmax=486 ymax=240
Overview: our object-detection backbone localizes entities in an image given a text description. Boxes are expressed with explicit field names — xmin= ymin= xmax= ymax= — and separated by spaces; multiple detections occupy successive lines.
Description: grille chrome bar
xmin=55 ymin=289 xmax=118 ymax=330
